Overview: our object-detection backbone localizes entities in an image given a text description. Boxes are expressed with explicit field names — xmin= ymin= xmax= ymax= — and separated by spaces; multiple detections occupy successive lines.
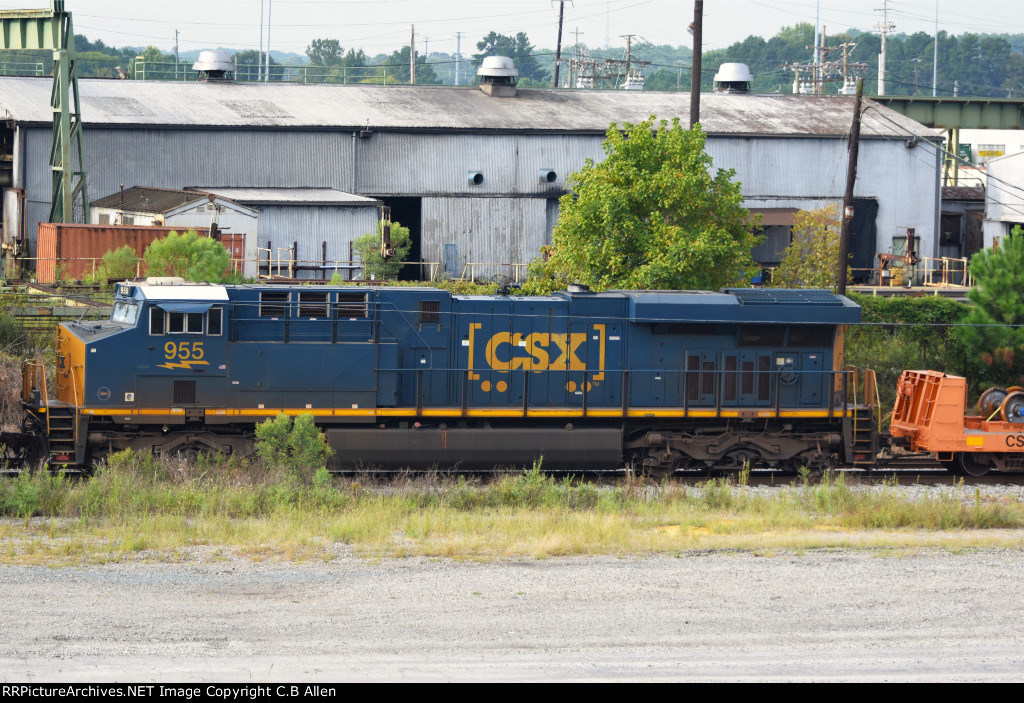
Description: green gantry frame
xmin=0 ymin=0 xmax=87 ymax=224
xmin=870 ymin=96 xmax=1024 ymax=131
xmin=871 ymin=95 xmax=1024 ymax=186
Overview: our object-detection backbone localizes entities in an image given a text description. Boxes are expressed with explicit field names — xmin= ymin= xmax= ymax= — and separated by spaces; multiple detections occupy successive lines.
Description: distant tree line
xmin=2 ymin=24 xmax=1023 ymax=96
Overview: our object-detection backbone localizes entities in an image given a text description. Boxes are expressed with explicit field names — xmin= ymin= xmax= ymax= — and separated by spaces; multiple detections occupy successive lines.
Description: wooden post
xmin=689 ymin=1 xmax=703 ymax=128
xmin=837 ymin=78 xmax=863 ymax=295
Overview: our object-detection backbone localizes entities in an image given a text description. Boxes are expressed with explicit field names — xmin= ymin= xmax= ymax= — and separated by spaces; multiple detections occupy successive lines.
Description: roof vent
xmin=193 ymin=50 xmax=236 ymax=82
xmin=477 ymin=56 xmax=518 ymax=97
xmin=713 ymin=62 xmax=753 ymax=94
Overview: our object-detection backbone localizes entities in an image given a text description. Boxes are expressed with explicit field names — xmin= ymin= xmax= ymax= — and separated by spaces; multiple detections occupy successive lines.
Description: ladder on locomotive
xmin=23 ymin=360 xmax=80 ymax=466
xmin=848 ymin=367 xmax=879 ymax=465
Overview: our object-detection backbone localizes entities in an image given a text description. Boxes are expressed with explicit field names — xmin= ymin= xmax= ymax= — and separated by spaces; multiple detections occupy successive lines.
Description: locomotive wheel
xmin=1000 ymin=392 xmax=1024 ymax=423
xmin=978 ymin=387 xmax=1009 ymax=419
xmin=959 ymin=452 xmax=992 ymax=477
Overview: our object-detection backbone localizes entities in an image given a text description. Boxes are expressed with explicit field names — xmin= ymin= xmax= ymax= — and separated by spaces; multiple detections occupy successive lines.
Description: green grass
xmin=1 ymin=456 xmax=1023 ymax=564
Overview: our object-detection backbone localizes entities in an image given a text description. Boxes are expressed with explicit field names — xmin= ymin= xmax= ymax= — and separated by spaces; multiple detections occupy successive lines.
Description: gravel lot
xmin=2 ymin=547 xmax=1024 ymax=681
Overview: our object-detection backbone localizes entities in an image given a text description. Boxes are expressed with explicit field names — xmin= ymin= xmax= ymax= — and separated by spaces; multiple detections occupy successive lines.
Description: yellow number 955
xmin=164 ymin=341 xmax=205 ymax=360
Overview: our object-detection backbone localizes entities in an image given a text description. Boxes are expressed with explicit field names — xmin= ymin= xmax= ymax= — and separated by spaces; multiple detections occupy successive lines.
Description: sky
xmin=1 ymin=0 xmax=1022 ymax=58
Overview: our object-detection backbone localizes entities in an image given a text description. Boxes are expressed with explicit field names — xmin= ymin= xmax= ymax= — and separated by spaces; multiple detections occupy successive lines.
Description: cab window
xmin=168 ymin=312 xmax=204 ymax=334
xmin=150 ymin=308 xmax=205 ymax=335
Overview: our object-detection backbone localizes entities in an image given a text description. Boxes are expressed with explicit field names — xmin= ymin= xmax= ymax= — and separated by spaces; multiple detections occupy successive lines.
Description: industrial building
xmin=982 ymin=150 xmax=1024 ymax=247
xmin=0 ymin=72 xmax=941 ymax=281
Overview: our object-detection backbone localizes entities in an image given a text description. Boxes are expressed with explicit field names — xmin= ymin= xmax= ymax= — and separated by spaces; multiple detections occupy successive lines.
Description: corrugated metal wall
xmin=357 ymin=133 xmax=603 ymax=196
xmin=19 ymin=126 xmax=939 ymax=269
xmin=256 ymin=204 xmax=378 ymax=280
xmin=25 ymin=128 xmax=355 ymax=207
xmin=422 ymin=197 xmax=547 ymax=280
xmin=708 ymin=137 xmax=939 ymax=261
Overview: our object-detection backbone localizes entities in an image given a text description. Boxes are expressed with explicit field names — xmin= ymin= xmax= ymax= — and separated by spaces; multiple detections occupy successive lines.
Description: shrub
xmin=143 ymin=230 xmax=239 ymax=283
xmin=352 ymin=220 xmax=412 ymax=280
xmin=254 ymin=413 xmax=334 ymax=483
xmin=84 ymin=245 xmax=139 ymax=284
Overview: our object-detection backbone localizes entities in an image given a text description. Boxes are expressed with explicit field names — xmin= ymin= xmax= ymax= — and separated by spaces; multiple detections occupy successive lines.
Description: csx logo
xmin=1005 ymin=435 xmax=1024 ymax=447
xmin=485 ymin=332 xmax=587 ymax=371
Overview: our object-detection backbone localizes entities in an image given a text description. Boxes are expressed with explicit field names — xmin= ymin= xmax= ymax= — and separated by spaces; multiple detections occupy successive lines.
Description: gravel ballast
xmin=2 ymin=548 xmax=1024 ymax=681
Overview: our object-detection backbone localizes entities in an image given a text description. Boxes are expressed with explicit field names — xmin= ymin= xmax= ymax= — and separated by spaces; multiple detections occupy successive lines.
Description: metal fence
xmin=130 ymin=60 xmax=388 ymax=85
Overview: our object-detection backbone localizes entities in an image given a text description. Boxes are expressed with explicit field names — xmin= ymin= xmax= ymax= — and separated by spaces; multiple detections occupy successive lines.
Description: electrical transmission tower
xmin=0 ymin=0 xmax=88 ymax=225
xmin=785 ymin=28 xmax=868 ymax=95
xmin=554 ymin=32 xmax=650 ymax=90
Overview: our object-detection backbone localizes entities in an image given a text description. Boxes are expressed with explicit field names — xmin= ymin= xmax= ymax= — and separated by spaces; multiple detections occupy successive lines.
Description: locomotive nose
xmin=55 ymin=323 xmax=85 ymax=405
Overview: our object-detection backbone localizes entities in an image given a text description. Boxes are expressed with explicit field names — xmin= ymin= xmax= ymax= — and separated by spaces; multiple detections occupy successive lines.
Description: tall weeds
xmin=0 ymin=452 xmax=1022 ymax=561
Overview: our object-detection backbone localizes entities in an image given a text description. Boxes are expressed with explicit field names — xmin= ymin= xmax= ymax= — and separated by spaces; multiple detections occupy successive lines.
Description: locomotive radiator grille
xmin=174 ymin=380 xmax=196 ymax=405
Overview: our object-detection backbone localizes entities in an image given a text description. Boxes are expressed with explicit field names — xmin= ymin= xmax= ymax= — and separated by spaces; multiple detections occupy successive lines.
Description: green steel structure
xmin=0 ymin=1 xmax=87 ymax=224
xmin=871 ymin=95 xmax=1024 ymax=131
xmin=871 ymin=95 xmax=1024 ymax=186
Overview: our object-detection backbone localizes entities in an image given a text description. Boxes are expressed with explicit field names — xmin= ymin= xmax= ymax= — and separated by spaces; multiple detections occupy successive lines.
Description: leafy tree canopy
xmin=383 ymin=46 xmax=439 ymax=84
xmin=537 ymin=117 xmax=760 ymax=291
xmin=306 ymin=38 xmax=345 ymax=66
xmin=956 ymin=229 xmax=1024 ymax=387
xmin=142 ymin=230 xmax=238 ymax=283
xmin=473 ymin=31 xmax=549 ymax=83
xmin=771 ymin=205 xmax=842 ymax=290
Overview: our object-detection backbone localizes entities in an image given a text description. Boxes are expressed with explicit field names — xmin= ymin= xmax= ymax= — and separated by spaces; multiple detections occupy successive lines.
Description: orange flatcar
xmin=890 ymin=370 xmax=1024 ymax=476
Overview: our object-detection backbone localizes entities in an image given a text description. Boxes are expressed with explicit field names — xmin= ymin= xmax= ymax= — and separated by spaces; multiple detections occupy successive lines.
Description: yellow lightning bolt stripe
xmin=157 ymin=360 xmax=211 ymax=370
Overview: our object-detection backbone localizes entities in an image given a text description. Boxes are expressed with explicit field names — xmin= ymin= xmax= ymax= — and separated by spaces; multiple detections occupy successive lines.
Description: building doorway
xmin=378 ymin=197 xmax=422 ymax=281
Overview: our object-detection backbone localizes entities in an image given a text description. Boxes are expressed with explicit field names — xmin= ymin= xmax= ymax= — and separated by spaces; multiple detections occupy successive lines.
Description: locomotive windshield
xmin=111 ymin=300 xmax=140 ymax=325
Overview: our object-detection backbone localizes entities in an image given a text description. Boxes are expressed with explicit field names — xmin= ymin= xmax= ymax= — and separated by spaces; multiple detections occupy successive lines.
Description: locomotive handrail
xmin=21 ymin=360 xmax=48 ymax=406
xmin=442 ymin=366 xmax=854 ymax=418
xmin=69 ymin=364 xmax=80 ymax=450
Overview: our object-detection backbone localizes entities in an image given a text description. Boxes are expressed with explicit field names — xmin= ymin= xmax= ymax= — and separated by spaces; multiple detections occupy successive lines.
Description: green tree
xmin=383 ymin=46 xmax=439 ymax=84
xmin=956 ymin=229 xmax=1024 ymax=387
xmin=232 ymin=49 xmax=285 ymax=81
xmin=352 ymin=220 xmax=412 ymax=280
xmin=537 ymin=117 xmax=760 ymax=291
xmin=142 ymin=230 xmax=236 ymax=283
xmin=306 ymin=38 xmax=345 ymax=66
xmin=473 ymin=31 xmax=549 ymax=83
xmin=771 ymin=205 xmax=842 ymax=290
xmin=643 ymin=68 xmax=684 ymax=92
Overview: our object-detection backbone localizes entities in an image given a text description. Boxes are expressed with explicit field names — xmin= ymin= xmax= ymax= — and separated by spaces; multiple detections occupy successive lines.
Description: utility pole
xmin=264 ymin=0 xmax=271 ymax=82
xmin=816 ymin=26 xmax=826 ymax=93
xmin=837 ymin=79 xmax=864 ymax=296
xmin=875 ymin=0 xmax=894 ymax=95
xmin=689 ymin=1 xmax=702 ymax=128
xmin=174 ymin=29 xmax=179 ymax=64
xmin=913 ymin=57 xmax=921 ymax=94
xmin=455 ymin=31 xmax=461 ymax=86
xmin=553 ymin=0 xmax=566 ymax=88
xmin=933 ymin=0 xmax=939 ymax=96
xmin=258 ymin=0 xmax=264 ymax=81
xmin=410 ymin=25 xmax=415 ymax=84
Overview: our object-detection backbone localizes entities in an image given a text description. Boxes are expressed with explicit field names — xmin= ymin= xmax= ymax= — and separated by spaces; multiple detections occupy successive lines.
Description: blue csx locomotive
xmin=18 ymin=278 xmax=873 ymax=474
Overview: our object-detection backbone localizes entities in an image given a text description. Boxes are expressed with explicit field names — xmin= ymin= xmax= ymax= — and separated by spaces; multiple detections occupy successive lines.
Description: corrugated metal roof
xmin=189 ymin=187 xmax=380 ymax=205
xmin=0 ymin=77 xmax=938 ymax=139
xmin=942 ymin=185 xmax=985 ymax=201
xmin=91 ymin=185 xmax=208 ymax=213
